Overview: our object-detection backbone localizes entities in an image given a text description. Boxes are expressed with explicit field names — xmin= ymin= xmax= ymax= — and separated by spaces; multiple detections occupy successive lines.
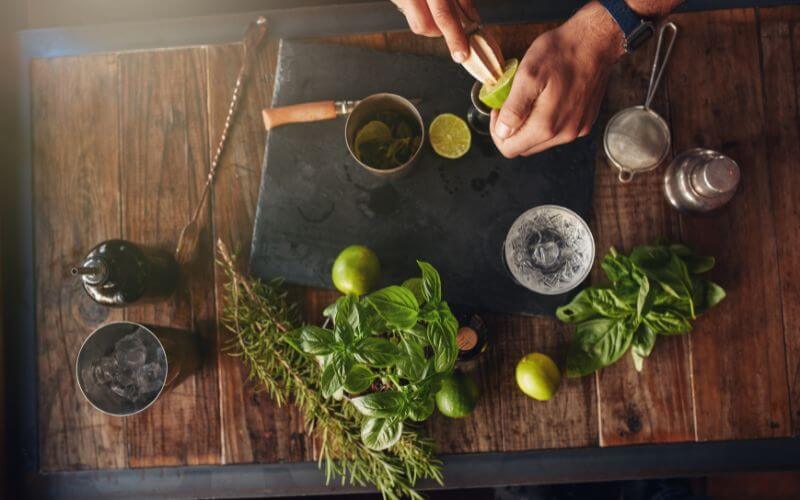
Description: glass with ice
xmin=77 ymin=322 xmax=172 ymax=416
xmin=503 ymin=205 xmax=595 ymax=295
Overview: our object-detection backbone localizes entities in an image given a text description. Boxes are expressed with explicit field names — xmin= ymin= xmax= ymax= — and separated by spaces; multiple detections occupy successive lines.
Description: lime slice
xmin=429 ymin=113 xmax=471 ymax=159
xmin=354 ymin=120 xmax=392 ymax=159
xmin=479 ymin=58 xmax=519 ymax=110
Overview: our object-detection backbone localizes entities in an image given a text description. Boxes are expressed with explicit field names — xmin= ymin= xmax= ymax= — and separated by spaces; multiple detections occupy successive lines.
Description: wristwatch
xmin=598 ymin=0 xmax=656 ymax=53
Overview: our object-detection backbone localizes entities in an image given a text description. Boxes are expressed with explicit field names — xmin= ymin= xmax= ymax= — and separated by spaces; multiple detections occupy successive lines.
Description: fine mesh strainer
xmin=604 ymin=22 xmax=678 ymax=183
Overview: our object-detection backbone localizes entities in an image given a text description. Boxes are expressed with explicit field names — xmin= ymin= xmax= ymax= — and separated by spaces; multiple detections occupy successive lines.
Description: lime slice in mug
xmin=429 ymin=113 xmax=471 ymax=159
xmin=479 ymin=58 xmax=519 ymax=110
xmin=354 ymin=120 xmax=392 ymax=161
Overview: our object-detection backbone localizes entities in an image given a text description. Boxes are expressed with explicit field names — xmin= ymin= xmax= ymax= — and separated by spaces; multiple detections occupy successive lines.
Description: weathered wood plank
xmin=118 ymin=48 xmax=222 ymax=466
xmin=667 ymin=9 xmax=791 ymax=440
xmin=592 ymin=32 xmax=694 ymax=446
xmin=209 ymin=41 xmax=311 ymax=465
xmin=32 ymin=55 xmax=126 ymax=471
xmin=758 ymin=5 xmax=800 ymax=435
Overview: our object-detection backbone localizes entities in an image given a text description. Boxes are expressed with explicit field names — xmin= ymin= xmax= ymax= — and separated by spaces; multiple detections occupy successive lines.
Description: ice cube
xmin=135 ymin=362 xmax=165 ymax=395
xmin=114 ymin=332 xmax=147 ymax=368
xmin=110 ymin=380 xmax=138 ymax=402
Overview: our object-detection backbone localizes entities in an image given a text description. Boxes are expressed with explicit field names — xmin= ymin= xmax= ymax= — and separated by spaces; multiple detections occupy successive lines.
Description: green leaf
xmin=633 ymin=247 xmax=694 ymax=314
xmin=366 ymin=286 xmax=419 ymax=330
xmin=427 ymin=320 xmax=457 ymax=373
xmin=355 ymin=337 xmax=398 ymax=367
xmin=600 ymin=249 xmax=634 ymax=284
xmin=320 ymin=361 xmax=344 ymax=398
xmin=350 ymin=390 xmax=404 ymax=418
xmin=668 ymin=243 xmax=693 ymax=257
xmin=683 ymin=255 xmax=716 ymax=274
xmin=585 ymin=288 xmax=633 ymax=318
xmin=565 ymin=318 xmax=635 ymax=377
xmin=704 ymin=280 xmax=726 ymax=309
xmin=631 ymin=323 xmax=657 ymax=372
xmin=299 ymin=325 xmax=336 ymax=355
xmin=407 ymin=396 xmax=435 ymax=422
xmin=360 ymin=417 xmax=403 ymax=451
xmin=417 ymin=261 xmax=442 ymax=304
xmin=397 ymin=337 xmax=427 ymax=382
xmin=556 ymin=289 xmax=597 ymax=324
xmin=644 ymin=308 xmax=691 ymax=335
xmin=333 ymin=295 xmax=358 ymax=344
xmin=344 ymin=364 xmax=374 ymax=394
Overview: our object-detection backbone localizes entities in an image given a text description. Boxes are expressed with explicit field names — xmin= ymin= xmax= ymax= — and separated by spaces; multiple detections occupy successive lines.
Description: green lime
xmin=331 ymin=245 xmax=381 ymax=296
xmin=355 ymin=120 xmax=392 ymax=153
xmin=479 ymin=58 xmax=519 ymax=110
xmin=435 ymin=370 xmax=480 ymax=418
xmin=515 ymin=352 xmax=561 ymax=401
xmin=402 ymin=277 xmax=425 ymax=303
xmin=429 ymin=113 xmax=472 ymax=159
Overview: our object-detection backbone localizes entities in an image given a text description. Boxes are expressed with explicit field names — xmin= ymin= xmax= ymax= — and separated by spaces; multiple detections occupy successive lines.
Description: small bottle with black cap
xmin=452 ymin=306 xmax=490 ymax=369
xmin=72 ymin=239 xmax=178 ymax=307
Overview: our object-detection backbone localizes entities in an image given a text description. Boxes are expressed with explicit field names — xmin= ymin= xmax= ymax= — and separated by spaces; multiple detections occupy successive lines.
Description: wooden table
xmin=16 ymin=3 xmax=800 ymax=498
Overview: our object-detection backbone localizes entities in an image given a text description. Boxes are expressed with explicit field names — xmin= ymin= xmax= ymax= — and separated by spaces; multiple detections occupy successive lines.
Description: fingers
xmin=427 ymin=0 xmax=470 ymax=62
xmin=491 ymin=64 xmax=545 ymax=147
xmin=394 ymin=0 xmax=440 ymax=37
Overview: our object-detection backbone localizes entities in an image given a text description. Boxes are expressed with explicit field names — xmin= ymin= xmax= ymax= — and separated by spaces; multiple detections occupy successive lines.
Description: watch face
xmin=625 ymin=22 xmax=656 ymax=52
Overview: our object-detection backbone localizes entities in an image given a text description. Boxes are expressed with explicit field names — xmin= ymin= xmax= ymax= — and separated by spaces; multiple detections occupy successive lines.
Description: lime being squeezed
xmin=479 ymin=59 xmax=518 ymax=110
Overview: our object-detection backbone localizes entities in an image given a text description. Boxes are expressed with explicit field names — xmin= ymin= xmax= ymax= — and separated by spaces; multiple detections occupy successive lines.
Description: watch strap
xmin=598 ymin=0 xmax=655 ymax=52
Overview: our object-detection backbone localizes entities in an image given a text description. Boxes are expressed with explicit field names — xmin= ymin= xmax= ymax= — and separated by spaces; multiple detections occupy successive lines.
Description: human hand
xmin=391 ymin=0 xmax=481 ymax=62
xmin=490 ymin=2 xmax=626 ymax=157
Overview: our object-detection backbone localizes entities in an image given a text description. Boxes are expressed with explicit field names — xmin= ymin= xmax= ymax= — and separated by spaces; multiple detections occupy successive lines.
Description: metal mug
xmin=344 ymin=93 xmax=424 ymax=177
xmin=76 ymin=321 xmax=199 ymax=417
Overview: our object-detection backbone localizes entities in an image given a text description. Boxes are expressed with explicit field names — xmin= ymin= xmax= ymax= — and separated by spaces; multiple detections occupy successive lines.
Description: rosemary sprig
xmin=217 ymin=241 xmax=443 ymax=499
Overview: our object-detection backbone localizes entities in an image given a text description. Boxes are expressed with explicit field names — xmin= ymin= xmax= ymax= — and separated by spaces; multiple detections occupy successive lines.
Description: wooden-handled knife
xmin=262 ymin=98 xmax=422 ymax=131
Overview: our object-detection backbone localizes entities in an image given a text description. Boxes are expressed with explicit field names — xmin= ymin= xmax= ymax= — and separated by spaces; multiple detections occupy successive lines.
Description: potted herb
xmin=297 ymin=261 xmax=458 ymax=450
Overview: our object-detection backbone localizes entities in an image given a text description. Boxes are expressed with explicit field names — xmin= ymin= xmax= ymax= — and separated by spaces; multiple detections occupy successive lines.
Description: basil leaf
xmin=360 ymin=417 xmax=403 ymax=451
xmin=417 ymin=261 xmax=442 ymax=304
xmin=566 ymin=318 xmax=634 ymax=377
xmin=601 ymin=250 xmax=635 ymax=284
xmin=683 ymin=255 xmax=715 ymax=274
xmin=556 ymin=289 xmax=597 ymax=323
xmin=427 ymin=320 xmax=457 ymax=373
xmin=355 ymin=337 xmax=398 ymax=367
xmin=397 ymin=337 xmax=427 ymax=382
xmin=585 ymin=288 xmax=633 ymax=318
xmin=704 ymin=280 xmax=726 ymax=309
xmin=644 ymin=309 xmax=691 ymax=335
xmin=299 ymin=325 xmax=336 ymax=355
xmin=631 ymin=323 xmax=657 ymax=372
xmin=407 ymin=396 xmax=435 ymax=422
xmin=320 ymin=361 xmax=344 ymax=398
xmin=669 ymin=243 xmax=693 ymax=257
xmin=350 ymin=390 xmax=404 ymax=417
xmin=344 ymin=364 xmax=374 ymax=394
xmin=367 ymin=286 xmax=419 ymax=330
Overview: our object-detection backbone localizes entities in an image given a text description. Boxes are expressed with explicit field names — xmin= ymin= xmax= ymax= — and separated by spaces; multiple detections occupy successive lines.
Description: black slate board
xmin=250 ymin=40 xmax=596 ymax=316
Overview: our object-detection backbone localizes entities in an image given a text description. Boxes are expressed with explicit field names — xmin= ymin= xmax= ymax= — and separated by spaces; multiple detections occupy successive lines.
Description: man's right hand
xmin=391 ymin=0 xmax=480 ymax=63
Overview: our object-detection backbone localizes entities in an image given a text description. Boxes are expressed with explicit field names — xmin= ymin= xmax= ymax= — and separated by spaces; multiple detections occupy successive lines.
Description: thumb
xmin=493 ymin=72 xmax=542 ymax=140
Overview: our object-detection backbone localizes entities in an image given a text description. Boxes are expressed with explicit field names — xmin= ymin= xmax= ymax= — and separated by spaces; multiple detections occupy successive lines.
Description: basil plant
xmin=297 ymin=261 xmax=458 ymax=451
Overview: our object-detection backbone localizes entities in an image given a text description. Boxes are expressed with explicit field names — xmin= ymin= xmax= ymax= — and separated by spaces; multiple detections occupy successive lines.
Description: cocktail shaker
xmin=664 ymin=148 xmax=740 ymax=212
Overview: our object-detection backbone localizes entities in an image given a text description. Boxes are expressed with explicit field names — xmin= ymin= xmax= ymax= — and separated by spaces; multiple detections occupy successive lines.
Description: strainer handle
xmin=645 ymin=22 xmax=678 ymax=110
xmin=618 ymin=170 xmax=634 ymax=183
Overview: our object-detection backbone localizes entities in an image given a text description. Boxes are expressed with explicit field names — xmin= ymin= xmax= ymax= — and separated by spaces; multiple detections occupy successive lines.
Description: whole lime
xmin=331 ymin=245 xmax=381 ymax=296
xmin=435 ymin=370 xmax=480 ymax=418
xmin=402 ymin=277 xmax=425 ymax=303
xmin=515 ymin=352 xmax=561 ymax=401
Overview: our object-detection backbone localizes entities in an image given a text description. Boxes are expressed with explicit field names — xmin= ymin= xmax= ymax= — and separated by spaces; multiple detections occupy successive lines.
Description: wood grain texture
xmin=667 ymin=9 xmax=791 ymax=440
xmin=591 ymin=33 xmax=694 ymax=446
xmin=209 ymin=41 xmax=311 ymax=465
xmin=758 ymin=6 xmax=800 ymax=435
xmin=32 ymin=55 xmax=126 ymax=471
xmin=118 ymin=48 xmax=221 ymax=466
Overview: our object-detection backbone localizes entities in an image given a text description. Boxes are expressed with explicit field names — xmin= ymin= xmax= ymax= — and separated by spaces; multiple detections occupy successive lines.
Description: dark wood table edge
xmin=26 ymin=438 xmax=800 ymax=499
xmin=4 ymin=0 xmax=800 ymax=496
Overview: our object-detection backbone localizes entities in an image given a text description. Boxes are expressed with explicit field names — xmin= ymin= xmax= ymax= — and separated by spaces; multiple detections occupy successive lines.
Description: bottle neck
xmin=72 ymin=257 xmax=109 ymax=286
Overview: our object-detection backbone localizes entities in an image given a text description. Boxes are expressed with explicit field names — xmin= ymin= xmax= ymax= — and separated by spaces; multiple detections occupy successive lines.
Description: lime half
xmin=479 ymin=58 xmax=519 ymax=110
xmin=429 ymin=113 xmax=472 ymax=159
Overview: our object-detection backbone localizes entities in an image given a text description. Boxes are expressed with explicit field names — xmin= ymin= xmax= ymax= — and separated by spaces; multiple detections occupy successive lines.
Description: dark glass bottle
xmin=452 ymin=308 xmax=489 ymax=365
xmin=72 ymin=239 xmax=178 ymax=307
